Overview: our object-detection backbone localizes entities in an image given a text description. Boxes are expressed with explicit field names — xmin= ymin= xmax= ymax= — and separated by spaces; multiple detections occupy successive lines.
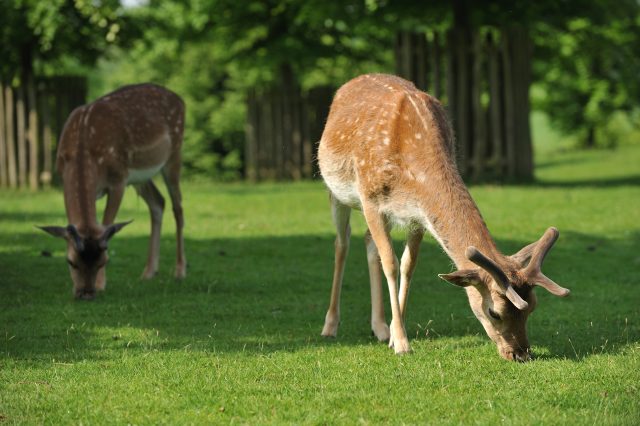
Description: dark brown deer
xmin=318 ymin=74 xmax=569 ymax=360
xmin=39 ymin=84 xmax=186 ymax=299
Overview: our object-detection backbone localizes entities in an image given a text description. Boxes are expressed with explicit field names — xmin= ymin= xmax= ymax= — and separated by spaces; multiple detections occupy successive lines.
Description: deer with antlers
xmin=318 ymin=74 xmax=569 ymax=361
xmin=39 ymin=84 xmax=186 ymax=300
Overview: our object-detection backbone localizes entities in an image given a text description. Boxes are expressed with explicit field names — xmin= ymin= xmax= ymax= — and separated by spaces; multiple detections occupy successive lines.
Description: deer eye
xmin=66 ymin=258 xmax=79 ymax=269
xmin=488 ymin=308 xmax=501 ymax=321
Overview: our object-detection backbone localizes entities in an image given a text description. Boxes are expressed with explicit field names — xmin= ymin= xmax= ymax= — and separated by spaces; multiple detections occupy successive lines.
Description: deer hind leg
xmin=321 ymin=194 xmax=351 ymax=338
xmin=134 ymin=180 xmax=165 ymax=279
xmin=362 ymin=203 xmax=410 ymax=354
xmin=161 ymin=155 xmax=186 ymax=279
xmin=97 ymin=184 xmax=127 ymax=291
xmin=364 ymin=229 xmax=390 ymax=342
xmin=398 ymin=226 xmax=424 ymax=320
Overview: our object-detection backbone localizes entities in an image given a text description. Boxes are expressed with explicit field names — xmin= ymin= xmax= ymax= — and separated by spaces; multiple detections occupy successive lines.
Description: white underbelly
xmin=323 ymin=173 xmax=362 ymax=209
xmin=127 ymin=163 xmax=165 ymax=184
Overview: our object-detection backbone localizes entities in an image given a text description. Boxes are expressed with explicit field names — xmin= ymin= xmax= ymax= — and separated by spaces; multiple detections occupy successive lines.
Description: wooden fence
xmin=395 ymin=25 xmax=533 ymax=180
xmin=245 ymin=25 xmax=533 ymax=182
xmin=0 ymin=76 xmax=87 ymax=189
xmin=245 ymin=82 xmax=333 ymax=181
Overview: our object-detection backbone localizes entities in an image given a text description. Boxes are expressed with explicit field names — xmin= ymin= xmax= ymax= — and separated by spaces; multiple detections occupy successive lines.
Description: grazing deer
xmin=318 ymin=74 xmax=569 ymax=360
xmin=39 ymin=84 xmax=186 ymax=300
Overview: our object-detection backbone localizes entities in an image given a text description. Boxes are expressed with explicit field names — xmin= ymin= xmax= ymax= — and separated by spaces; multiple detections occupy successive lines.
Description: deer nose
xmin=514 ymin=349 xmax=532 ymax=362
xmin=500 ymin=347 xmax=532 ymax=362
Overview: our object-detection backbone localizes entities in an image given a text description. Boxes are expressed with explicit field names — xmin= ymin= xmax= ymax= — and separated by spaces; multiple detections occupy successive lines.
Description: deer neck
xmin=420 ymin=172 xmax=500 ymax=270
xmin=62 ymin=158 xmax=100 ymax=237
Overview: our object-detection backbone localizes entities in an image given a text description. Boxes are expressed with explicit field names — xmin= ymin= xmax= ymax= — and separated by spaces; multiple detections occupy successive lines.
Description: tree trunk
xmin=585 ymin=125 xmax=596 ymax=148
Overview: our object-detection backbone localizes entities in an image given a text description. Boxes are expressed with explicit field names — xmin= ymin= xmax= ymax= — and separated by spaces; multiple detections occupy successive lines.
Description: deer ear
xmin=438 ymin=270 xmax=481 ymax=287
xmin=37 ymin=225 xmax=85 ymax=251
xmin=98 ymin=220 xmax=133 ymax=249
xmin=37 ymin=226 xmax=69 ymax=239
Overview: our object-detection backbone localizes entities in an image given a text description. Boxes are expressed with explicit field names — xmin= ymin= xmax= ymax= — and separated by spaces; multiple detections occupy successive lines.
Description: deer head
xmin=38 ymin=221 xmax=131 ymax=300
xmin=440 ymin=227 xmax=569 ymax=361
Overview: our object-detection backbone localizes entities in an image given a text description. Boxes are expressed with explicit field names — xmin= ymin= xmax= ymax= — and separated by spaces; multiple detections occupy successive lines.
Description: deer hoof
xmin=174 ymin=269 xmax=186 ymax=280
xmin=175 ymin=262 xmax=187 ymax=279
xmin=371 ymin=322 xmax=390 ymax=342
xmin=389 ymin=337 xmax=412 ymax=355
xmin=321 ymin=317 xmax=339 ymax=338
xmin=141 ymin=268 xmax=157 ymax=280
xmin=388 ymin=324 xmax=411 ymax=354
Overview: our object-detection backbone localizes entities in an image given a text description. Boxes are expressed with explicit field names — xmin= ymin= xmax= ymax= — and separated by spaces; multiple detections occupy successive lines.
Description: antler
xmin=522 ymin=227 xmax=570 ymax=297
xmin=465 ymin=246 xmax=529 ymax=310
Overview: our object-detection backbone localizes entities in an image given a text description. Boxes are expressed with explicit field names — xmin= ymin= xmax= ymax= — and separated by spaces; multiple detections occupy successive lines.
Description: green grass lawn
xmin=1 ymin=143 xmax=639 ymax=424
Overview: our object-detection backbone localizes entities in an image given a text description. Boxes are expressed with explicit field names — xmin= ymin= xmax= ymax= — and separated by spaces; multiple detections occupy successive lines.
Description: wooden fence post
xmin=501 ymin=30 xmax=516 ymax=180
xmin=487 ymin=32 xmax=503 ymax=175
xmin=5 ymin=85 xmax=17 ymax=188
xmin=471 ymin=31 xmax=487 ymax=180
xmin=414 ymin=32 xmax=427 ymax=90
xmin=16 ymin=84 xmax=27 ymax=187
xmin=430 ymin=32 xmax=442 ymax=99
xmin=261 ymin=90 xmax=273 ymax=179
xmin=244 ymin=89 xmax=258 ymax=181
xmin=446 ymin=30 xmax=457 ymax=123
xmin=290 ymin=85 xmax=303 ymax=180
xmin=512 ymin=25 xmax=533 ymax=180
xmin=40 ymin=83 xmax=53 ymax=186
xmin=244 ymin=80 xmax=334 ymax=181
xmin=394 ymin=24 xmax=533 ymax=182
xmin=301 ymin=89 xmax=313 ymax=179
xmin=454 ymin=28 xmax=471 ymax=177
xmin=272 ymin=89 xmax=284 ymax=179
xmin=0 ymin=82 xmax=6 ymax=187
xmin=27 ymin=75 xmax=38 ymax=190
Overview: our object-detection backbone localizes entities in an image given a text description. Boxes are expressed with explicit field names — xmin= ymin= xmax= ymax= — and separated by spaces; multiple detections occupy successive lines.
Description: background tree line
xmin=1 ymin=0 xmax=639 ymax=181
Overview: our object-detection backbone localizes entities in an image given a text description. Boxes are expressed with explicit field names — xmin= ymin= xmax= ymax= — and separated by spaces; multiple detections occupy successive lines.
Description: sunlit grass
xmin=1 ymin=132 xmax=639 ymax=424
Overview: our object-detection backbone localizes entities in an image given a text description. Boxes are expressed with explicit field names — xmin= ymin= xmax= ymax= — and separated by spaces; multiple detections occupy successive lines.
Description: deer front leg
xmin=398 ymin=227 xmax=424 ymax=320
xmin=97 ymin=184 xmax=126 ymax=291
xmin=364 ymin=229 xmax=390 ymax=342
xmin=362 ymin=203 xmax=410 ymax=354
xmin=321 ymin=195 xmax=351 ymax=338
xmin=134 ymin=181 xmax=165 ymax=279
xmin=162 ymin=158 xmax=186 ymax=279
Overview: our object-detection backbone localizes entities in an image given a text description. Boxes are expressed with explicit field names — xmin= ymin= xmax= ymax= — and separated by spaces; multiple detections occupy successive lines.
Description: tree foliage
xmin=532 ymin=1 xmax=640 ymax=147
xmin=0 ymin=0 xmax=127 ymax=81
xmin=95 ymin=0 xmax=404 ymax=178
xmin=3 ymin=0 xmax=638 ymax=180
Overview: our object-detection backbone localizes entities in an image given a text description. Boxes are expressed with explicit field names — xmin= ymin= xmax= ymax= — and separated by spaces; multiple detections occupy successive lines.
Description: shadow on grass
xmin=0 ymin=211 xmax=67 ymax=223
xmin=470 ymin=174 xmax=640 ymax=188
xmin=533 ymin=174 xmax=640 ymax=188
xmin=1 ymin=229 xmax=638 ymax=363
